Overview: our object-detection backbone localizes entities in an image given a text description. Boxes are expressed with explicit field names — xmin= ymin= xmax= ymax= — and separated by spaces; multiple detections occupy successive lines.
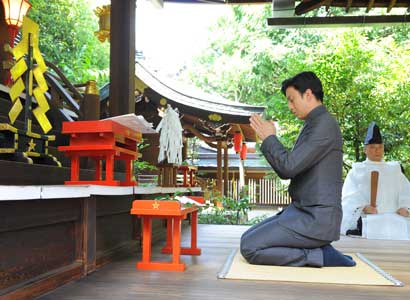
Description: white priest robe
xmin=341 ymin=159 xmax=410 ymax=240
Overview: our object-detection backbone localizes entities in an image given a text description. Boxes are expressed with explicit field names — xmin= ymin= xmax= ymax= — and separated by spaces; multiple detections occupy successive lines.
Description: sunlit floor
xmin=38 ymin=224 xmax=410 ymax=300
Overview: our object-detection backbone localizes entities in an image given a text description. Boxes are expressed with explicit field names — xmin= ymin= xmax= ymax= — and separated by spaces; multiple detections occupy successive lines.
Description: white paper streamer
xmin=156 ymin=105 xmax=183 ymax=165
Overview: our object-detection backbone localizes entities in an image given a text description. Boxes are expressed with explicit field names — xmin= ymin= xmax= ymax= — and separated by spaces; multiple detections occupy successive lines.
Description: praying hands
xmin=249 ymin=113 xmax=277 ymax=141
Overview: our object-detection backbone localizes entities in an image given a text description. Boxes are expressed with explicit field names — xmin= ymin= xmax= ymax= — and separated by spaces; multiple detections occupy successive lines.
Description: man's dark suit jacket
xmin=260 ymin=105 xmax=343 ymax=242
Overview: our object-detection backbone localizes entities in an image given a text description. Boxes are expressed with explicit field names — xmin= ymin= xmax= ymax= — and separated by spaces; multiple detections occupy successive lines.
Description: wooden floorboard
xmin=37 ymin=225 xmax=410 ymax=300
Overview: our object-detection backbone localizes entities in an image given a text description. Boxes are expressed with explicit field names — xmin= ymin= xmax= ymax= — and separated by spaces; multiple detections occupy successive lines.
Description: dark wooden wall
xmin=0 ymin=191 xmax=188 ymax=300
xmin=0 ymin=195 xmax=151 ymax=300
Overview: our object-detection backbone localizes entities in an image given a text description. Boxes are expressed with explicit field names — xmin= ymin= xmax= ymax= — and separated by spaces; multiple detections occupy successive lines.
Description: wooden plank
xmin=0 ymin=222 xmax=77 ymax=290
xmin=0 ymin=199 xmax=81 ymax=233
xmin=36 ymin=225 xmax=410 ymax=300
xmin=0 ymin=262 xmax=83 ymax=300
xmin=0 ymin=160 xmax=95 ymax=185
xmin=82 ymin=197 xmax=96 ymax=275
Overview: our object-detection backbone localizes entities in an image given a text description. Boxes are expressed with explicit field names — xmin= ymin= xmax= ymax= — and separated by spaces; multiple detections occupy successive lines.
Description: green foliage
xmin=134 ymin=139 xmax=157 ymax=175
xmin=184 ymin=5 xmax=410 ymax=174
xmin=198 ymin=190 xmax=253 ymax=225
xmin=28 ymin=0 xmax=110 ymax=85
xmin=245 ymin=213 xmax=270 ymax=225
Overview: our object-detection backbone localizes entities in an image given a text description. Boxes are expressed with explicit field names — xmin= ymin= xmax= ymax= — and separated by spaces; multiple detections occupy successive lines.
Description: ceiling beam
xmin=387 ymin=0 xmax=397 ymax=12
xmin=182 ymin=123 xmax=219 ymax=144
xmin=267 ymin=15 xmax=410 ymax=27
xmin=346 ymin=0 xmax=353 ymax=12
xmin=296 ymin=0 xmax=408 ymax=15
xmin=295 ymin=0 xmax=327 ymax=15
xmin=326 ymin=0 xmax=334 ymax=12
xmin=366 ymin=0 xmax=376 ymax=12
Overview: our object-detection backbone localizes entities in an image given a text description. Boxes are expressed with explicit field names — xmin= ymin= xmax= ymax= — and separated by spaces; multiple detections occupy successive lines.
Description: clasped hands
xmin=363 ymin=205 xmax=410 ymax=217
xmin=249 ymin=113 xmax=277 ymax=141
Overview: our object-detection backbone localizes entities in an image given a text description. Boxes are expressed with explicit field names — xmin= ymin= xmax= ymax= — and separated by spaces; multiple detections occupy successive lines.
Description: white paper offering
xmin=174 ymin=196 xmax=206 ymax=206
xmin=107 ymin=113 xmax=157 ymax=134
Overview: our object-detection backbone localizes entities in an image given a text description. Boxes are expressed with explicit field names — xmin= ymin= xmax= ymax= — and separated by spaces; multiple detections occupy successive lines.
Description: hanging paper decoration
xmin=156 ymin=104 xmax=183 ymax=165
xmin=240 ymin=142 xmax=247 ymax=160
xmin=233 ymin=131 xmax=242 ymax=153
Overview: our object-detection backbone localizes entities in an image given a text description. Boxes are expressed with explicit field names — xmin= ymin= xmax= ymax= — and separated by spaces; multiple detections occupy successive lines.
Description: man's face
xmin=364 ymin=144 xmax=384 ymax=162
xmin=285 ymin=86 xmax=311 ymax=120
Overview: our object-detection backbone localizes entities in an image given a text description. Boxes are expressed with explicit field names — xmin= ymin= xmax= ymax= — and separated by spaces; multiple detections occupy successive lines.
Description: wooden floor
xmin=38 ymin=225 xmax=410 ymax=300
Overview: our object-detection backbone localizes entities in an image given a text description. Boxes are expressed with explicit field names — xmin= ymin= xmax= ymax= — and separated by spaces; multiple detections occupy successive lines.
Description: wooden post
xmin=81 ymin=80 xmax=100 ymax=120
xmin=82 ymin=196 xmax=96 ymax=275
xmin=0 ymin=2 xmax=9 ymax=84
xmin=217 ymin=139 xmax=223 ymax=192
xmin=223 ymin=141 xmax=229 ymax=196
xmin=109 ymin=0 xmax=136 ymax=117
xmin=182 ymin=138 xmax=188 ymax=161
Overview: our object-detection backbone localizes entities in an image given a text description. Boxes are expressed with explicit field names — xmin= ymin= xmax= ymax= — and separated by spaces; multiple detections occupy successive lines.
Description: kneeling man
xmin=245 ymin=72 xmax=355 ymax=267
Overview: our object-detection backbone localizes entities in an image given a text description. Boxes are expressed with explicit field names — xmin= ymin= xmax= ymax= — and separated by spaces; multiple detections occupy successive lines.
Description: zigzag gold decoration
xmin=8 ymin=16 xmax=51 ymax=134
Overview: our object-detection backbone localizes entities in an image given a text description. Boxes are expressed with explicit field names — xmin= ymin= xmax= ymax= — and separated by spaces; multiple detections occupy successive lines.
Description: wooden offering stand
xmin=59 ymin=120 xmax=142 ymax=186
xmin=130 ymin=198 xmax=204 ymax=272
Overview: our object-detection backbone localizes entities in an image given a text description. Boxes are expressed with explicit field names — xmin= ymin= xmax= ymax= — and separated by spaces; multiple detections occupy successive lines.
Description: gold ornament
xmin=208 ymin=113 xmax=222 ymax=122
xmin=8 ymin=16 xmax=52 ymax=134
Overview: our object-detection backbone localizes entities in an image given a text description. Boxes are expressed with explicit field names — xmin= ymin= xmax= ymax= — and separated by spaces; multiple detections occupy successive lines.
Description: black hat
xmin=364 ymin=122 xmax=383 ymax=145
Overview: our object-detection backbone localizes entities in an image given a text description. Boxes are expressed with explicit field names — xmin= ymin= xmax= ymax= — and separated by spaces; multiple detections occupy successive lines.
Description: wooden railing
xmin=224 ymin=178 xmax=291 ymax=207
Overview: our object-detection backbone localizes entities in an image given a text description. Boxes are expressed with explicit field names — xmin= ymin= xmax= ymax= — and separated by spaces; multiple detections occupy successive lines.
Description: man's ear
xmin=305 ymin=89 xmax=313 ymax=101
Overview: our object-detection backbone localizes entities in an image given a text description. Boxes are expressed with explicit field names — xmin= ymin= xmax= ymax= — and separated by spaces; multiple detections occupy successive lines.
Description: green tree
xmin=184 ymin=5 xmax=410 ymax=173
xmin=28 ymin=0 xmax=109 ymax=85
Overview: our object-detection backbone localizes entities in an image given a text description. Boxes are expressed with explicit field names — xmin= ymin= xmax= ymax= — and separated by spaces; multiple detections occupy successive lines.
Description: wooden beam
xmin=346 ymin=0 xmax=353 ymax=12
xmin=268 ymin=15 xmax=410 ymax=27
xmin=205 ymin=141 xmax=218 ymax=149
xmin=366 ymin=0 xmax=375 ymax=12
xmin=326 ymin=0 xmax=334 ymax=11
xmin=295 ymin=0 xmax=409 ymax=14
xmin=387 ymin=0 xmax=397 ymax=12
xmin=223 ymin=143 xmax=229 ymax=196
xmin=216 ymin=140 xmax=223 ymax=192
xmin=109 ymin=0 xmax=136 ymax=117
xmin=295 ymin=0 xmax=327 ymax=15
xmin=182 ymin=123 xmax=218 ymax=144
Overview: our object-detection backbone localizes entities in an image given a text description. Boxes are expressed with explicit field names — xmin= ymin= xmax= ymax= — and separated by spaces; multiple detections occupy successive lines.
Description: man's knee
xmin=240 ymin=235 xmax=257 ymax=263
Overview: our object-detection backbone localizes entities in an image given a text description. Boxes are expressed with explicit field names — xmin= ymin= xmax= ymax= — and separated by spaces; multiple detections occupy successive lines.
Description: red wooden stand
xmin=58 ymin=120 xmax=142 ymax=186
xmin=177 ymin=165 xmax=198 ymax=187
xmin=130 ymin=200 xmax=202 ymax=272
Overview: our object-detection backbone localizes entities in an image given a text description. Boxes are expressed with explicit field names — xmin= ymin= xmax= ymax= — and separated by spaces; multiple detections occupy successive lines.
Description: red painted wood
xmin=58 ymin=120 xmax=142 ymax=186
xmin=130 ymin=200 xmax=201 ymax=272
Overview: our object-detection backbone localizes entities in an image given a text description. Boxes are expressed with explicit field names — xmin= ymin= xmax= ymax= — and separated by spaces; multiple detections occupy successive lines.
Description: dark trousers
xmin=240 ymin=215 xmax=329 ymax=267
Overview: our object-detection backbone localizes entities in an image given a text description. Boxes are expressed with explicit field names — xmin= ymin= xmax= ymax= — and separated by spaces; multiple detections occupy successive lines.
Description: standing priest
xmin=341 ymin=122 xmax=410 ymax=240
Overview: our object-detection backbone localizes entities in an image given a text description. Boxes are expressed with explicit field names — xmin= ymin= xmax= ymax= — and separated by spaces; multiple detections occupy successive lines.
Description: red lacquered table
xmin=130 ymin=199 xmax=203 ymax=271
xmin=58 ymin=120 xmax=142 ymax=186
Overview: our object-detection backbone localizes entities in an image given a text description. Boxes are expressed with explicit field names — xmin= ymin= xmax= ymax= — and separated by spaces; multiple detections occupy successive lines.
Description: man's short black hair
xmin=281 ymin=71 xmax=324 ymax=102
